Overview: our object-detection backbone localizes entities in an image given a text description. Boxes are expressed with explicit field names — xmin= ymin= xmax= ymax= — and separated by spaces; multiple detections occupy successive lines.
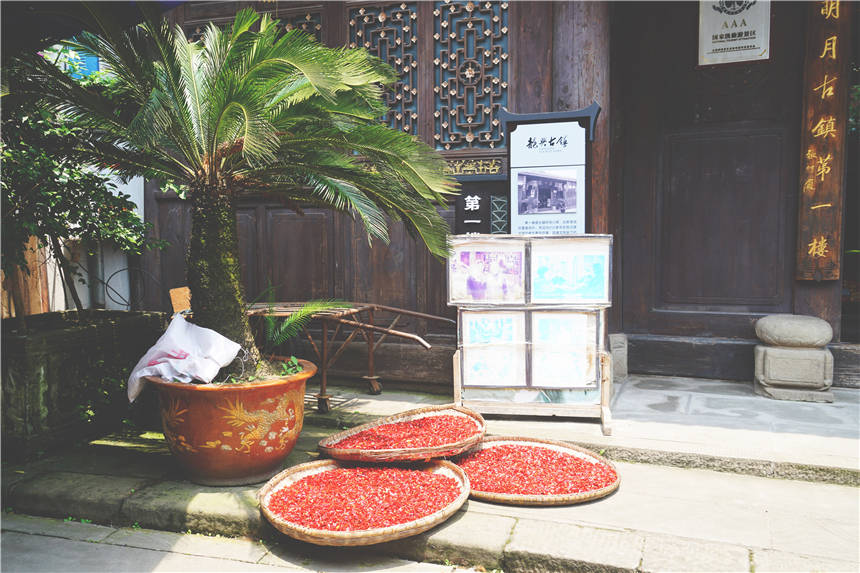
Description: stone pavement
xmin=1 ymin=514 xmax=463 ymax=572
xmin=3 ymin=375 xmax=859 ymax=572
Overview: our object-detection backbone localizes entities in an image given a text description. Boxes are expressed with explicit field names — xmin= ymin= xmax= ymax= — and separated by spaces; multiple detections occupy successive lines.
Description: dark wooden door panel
xmin=423 ymin=206 xmax=457 ymax=321
xmin=657 ymin=126 xmax=789 ymax=309
xmin=336 ymin=205 xmax=456 ymax=328
xmin=341 ymin=216 xmax=418 ymax=310
xmin=156 ymin=198 xmax=192 ymax=295
xmin=236 ymin=207 xmax=259 ymax=302
xmin=265 ymin=208 xmax=332 ymax=301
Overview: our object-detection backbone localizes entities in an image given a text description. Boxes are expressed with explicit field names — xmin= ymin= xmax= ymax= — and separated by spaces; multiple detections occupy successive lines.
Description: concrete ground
xmin=2 ymin=374 xmax=859 ymax=572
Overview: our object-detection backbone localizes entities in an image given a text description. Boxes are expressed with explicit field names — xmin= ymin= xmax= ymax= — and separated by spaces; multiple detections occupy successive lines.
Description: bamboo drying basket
xmin=318 ymin=403 xmax=485 ymax=462
xmin=258 ymin=459 xmax=470 ymax=546
xmin=455 ymin=436 xmax=620 ymax=506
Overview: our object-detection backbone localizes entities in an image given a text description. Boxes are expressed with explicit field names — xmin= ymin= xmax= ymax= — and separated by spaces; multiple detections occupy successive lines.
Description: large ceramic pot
xmin=146 ymin=359 xmax=316 ymax=486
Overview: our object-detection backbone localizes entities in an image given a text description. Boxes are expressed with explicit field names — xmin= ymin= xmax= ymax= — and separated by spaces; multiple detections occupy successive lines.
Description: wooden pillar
xmin=794 ymin=1 xmax=853 ymax=338
xmin=510 ymin=1 xmax=553 ymax=114
xmin=551 ymin=2 xmax=617 ymax=330
xmin=551 ymin=1 xmax=610 ymax=235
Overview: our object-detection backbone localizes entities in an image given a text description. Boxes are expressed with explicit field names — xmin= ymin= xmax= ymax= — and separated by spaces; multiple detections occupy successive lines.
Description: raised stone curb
xmin=379 ymin=508 xmax=516 ymax=570
xmin=8 ymin=472 xmax=150 ymax=524
xmin=119 ymin=480 xmax=263 ymax=537
xmin=574 ymin=441 xmax=860 ymax=487
xmin=750 ymin=548 xmax=859 ymax=572
xmin=319 ymin=413 xmax=860 ymax=486
xmin=639 ymin=534 xmax=751 ymax=572
xmin=502 ymin=520 xmax=644 ymax=573
xmin=303 ymin=409 xmax=379 ymax=430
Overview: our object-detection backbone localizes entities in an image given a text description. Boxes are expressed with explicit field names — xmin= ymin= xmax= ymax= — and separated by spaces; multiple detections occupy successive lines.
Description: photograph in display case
xmin=460 ymin=311 xmax=526 ymax=387
xmin=515 ymin=167 xmax=580 ymax=216
xmin=531 ymin=237 xmax=611 ymax=305
xmin=531 ymin=311 xmax=598 ymax=388
xmin=448 ymin=239 xmax=526 ymax=305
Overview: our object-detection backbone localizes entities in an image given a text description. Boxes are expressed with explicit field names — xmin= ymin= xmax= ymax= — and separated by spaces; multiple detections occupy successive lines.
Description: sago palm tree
xmin=20 ymin=5 xmax=457 ymax=368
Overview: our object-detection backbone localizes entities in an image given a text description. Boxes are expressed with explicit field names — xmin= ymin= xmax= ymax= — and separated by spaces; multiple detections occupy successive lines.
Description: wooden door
xmin=617 ymin=2 xmax=806 ymax=377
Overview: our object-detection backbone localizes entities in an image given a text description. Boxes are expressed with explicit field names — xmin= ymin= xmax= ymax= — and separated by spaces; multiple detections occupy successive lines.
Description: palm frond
xmin=264 ymin=299 xmax=348 ymax=351
xmin=173 ymin=27 xmax=207 ymax=145
xmin=30 ymin=3 xmax=458 ymax=261
xmin=306 ymin=174 xmax=390 ymax=245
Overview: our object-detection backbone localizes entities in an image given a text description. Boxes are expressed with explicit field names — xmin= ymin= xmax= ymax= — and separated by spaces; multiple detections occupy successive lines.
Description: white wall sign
xmin=509 ymin=121 xmax=586 ymax=236
xmin=699 ymin=0 xmax=771 ymax=66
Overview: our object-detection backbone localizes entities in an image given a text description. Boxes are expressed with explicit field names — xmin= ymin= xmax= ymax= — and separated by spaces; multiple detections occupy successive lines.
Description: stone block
xmin=754 ymin=345 xmax=833 ymax=403
xmin=259 ymin=540 xmax=454 ymax=572
xmin=755 ymin=314 xmax=832 ymax=348
xmin=609 ymin=334 xmax=628 ymax=381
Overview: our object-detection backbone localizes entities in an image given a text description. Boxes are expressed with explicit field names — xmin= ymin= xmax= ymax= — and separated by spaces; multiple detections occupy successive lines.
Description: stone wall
xmin=2 ymin=310 xmax=168 ymax=460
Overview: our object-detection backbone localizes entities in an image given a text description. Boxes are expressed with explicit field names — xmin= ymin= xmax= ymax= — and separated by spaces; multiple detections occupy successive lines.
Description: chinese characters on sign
xmin=455 ymin=189 xmax=488 ymax=234
xmin=444 ymin=158 xmax=504 ymax=177
xmin=698 ymin=0 xmax=771 ymax=66
xmin=796 ymin=0 xmax=850 ymax=280
xmin=526 ymin=136 xmax=568 ymax=150
xmin=509 ymin=122 xmax=587 ymax=236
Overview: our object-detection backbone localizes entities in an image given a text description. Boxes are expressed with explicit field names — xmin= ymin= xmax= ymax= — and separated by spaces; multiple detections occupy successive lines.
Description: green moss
xmin=187 ymin=191 xmax=260 ymax=371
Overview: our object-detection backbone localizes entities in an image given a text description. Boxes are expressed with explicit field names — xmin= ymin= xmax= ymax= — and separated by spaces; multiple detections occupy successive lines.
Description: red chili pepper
xmin=266 ymin=467 xmax=461 ymax=531
xmin=456 ymin=445 xmax=618 ymax=496
xmin=332 ymin=415 xmax=481 ymax=450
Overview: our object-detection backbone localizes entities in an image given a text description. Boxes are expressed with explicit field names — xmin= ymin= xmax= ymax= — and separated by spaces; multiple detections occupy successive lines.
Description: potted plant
xmin=18 ymin=5 xmax=456 ymax=484
xmin=144 ymin=301 xmax=337 ymax=485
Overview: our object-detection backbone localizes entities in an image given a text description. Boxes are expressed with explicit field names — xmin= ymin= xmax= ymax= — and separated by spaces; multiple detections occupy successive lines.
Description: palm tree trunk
xmin=187 ymin=191 xmax=261 ymax=373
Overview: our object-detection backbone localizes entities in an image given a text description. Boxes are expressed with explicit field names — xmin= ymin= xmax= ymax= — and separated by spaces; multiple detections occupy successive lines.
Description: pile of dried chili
xmin=266 ymin=466 xmax=462 ymax=531
xmin=456 ymin=444 xmax=617 ymax=496
xmin=332 ymin=415 xmax=480 ymax=450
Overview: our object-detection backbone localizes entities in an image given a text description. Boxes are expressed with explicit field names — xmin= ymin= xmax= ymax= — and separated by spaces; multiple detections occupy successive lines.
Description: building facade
xmin=141 ymin=1 xmax=857 ymax=386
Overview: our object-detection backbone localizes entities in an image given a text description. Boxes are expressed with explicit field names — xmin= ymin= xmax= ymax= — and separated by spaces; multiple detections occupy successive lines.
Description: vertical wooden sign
xmin=796 ymin=0 xmax=852 ymax=280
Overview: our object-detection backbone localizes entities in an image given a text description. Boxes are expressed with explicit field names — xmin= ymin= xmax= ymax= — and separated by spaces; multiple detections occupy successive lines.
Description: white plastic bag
xmin=127 ymin=314 xmax=242 ymax=402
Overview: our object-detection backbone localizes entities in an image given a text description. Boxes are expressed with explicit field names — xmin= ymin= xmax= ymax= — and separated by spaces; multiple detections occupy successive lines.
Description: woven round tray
xmin=318 ymin=404 xmax=485 ymax=462
xmin=454 ymin=436 xmax=620 ymax=506
xmin=258 ymin=459 xmax=470 ymax=546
